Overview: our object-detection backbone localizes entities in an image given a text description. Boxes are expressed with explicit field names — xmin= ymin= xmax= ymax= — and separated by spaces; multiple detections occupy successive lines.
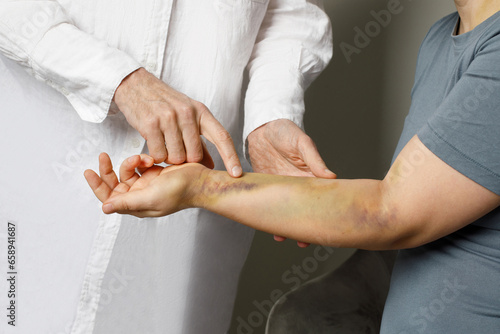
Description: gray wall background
xmin=229 ymin=1 xmax=456 ymax=333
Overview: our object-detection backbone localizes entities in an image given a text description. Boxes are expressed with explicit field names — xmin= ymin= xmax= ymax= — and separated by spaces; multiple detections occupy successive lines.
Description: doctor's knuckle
xmin=152 ymin=150 xmax=167 ymax=160
xmin=143 ymin=116 xmax=160 ymax=129
xmin=162 ymin=110 xmax=177 ymax=123
xmin=198 ymin=103 xmax=210 ymax=114
xmin=179 ymin=104 xmax=195 ymax=115
xmin=178 ymin=106 xmax=196 ymax=123
xmin=169 ymin=153 xmax=186 ymax=164
xmin=226 ymin=151 xmax=239 ymax=163
xmin=215 ymin=129 xmax=232 ymax=143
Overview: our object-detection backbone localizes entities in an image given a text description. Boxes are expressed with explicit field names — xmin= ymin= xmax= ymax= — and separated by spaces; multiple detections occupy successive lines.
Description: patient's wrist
xmin=188 ymin=167 xmax=214 ymax=210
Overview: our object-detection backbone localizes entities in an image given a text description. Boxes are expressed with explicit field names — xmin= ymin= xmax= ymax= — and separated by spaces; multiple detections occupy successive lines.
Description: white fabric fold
xmin=0 ymin=0 xmax=332 ymax=332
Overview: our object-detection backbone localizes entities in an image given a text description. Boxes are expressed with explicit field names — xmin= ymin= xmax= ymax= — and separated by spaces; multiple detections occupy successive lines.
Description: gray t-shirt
xmin=380 ymin=11 xmax=500 ymax=334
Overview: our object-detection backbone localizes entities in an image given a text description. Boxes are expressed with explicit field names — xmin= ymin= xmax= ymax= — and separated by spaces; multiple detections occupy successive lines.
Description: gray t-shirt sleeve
xmin=418 ymin=33 xmax=500 ymax=195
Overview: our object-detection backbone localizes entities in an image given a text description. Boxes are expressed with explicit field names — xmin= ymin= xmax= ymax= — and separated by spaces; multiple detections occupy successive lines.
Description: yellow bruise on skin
xmin=196 ymin=171 xmax=273 ymax=208
xmin=197 ymin=170 xmax=332 ymax=215
xmin=196 ymin=169 xmax=394 ymax=248
xmin=386 ymin=159 xmax=404 ymax=184
xmin=384 ymin=137 xmax=430 ymax=185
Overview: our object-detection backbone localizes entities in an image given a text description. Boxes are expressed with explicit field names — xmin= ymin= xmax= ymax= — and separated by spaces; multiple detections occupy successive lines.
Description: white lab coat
xmin=0 ymin=1 xmax=332 ymax=333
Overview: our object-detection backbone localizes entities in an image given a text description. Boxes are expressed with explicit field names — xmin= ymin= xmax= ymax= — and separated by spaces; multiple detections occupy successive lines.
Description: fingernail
xmin=103 ymin=203 xmax=114 ymax=213
xmin=232 ymin=166 xmax=242 ymax=177
xmin=128 ymin=156 xmax=136 ymax=163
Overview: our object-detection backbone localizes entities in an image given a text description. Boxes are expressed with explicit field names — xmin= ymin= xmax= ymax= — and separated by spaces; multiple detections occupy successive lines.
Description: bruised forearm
xmin=191 ymin=170 xmax=399 ymax=250
xmin=92 ymin=137 xmax=497 ymax=249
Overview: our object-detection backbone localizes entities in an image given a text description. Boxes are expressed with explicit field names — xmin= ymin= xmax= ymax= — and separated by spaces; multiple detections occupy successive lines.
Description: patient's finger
xmin=137 ymin=166 xmax=164 ymax=184
xmin=84 ymin=169 xmax=112 ymax=202
xmin=112 ymin=182 xmax=131 ymax=195
xmin=99 ymin=153 xmax=119 ymax=189
xmin=120 ymin=155 xmax=157 ymax=186
xmin=138 ymin=154 xmax=155 ymax=168
xmin=136 ymin=154 xmax=156 ymax=175
xmin=102 ymin=191 xmax=156 ymax=216
xmin=119 ymin=155 xmax=141 ymax=186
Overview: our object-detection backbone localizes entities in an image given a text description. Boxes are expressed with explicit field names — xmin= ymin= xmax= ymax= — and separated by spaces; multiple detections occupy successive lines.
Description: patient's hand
xmin=84 ymin=153 xmax=208 ymax=217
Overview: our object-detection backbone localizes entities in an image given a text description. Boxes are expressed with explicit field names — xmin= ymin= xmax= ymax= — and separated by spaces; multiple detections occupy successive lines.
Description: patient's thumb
xmin=102 ymin=192 xmax=147 ymax=214
xmin=102 ymin=202 xmax=116 ymax=214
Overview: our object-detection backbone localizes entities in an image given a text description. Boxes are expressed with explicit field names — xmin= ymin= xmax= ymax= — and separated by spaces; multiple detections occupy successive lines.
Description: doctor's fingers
xmin=179 ymin=114 xmax=205 ymax=164
xmin=144 ymin=125 xmax=168 ymax=164
xmin=199 ymin=140 xmax=215 ymax=169
xmin=274 ymin=235 xmax=286 ymax=242
xmin=144 ymin=112 xmax=203 ymax=165
xmin=162 ymin=111 xmax=187 ymax=165
xmin=299 ymin=137 xmax=336 ymax=179
xmin=199 ymin=110 xmax=242 ymax=178
xmin=161 ymin=104 xmax=206 ymax=165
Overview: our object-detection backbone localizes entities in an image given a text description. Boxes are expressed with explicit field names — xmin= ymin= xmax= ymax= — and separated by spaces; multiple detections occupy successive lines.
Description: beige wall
xmin=230 ymin=1 xmax=456 ymax=333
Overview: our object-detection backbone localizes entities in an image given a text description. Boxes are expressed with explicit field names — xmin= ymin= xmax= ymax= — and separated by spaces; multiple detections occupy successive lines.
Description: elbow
xmin=375 ymin=202 xmax=436 ymax=251
xmin=383 ymin=230 xmax=431 ymax=250
xmin=366 ymin=185 xmax=433 ymax=250
xmin=320 ymin=180 xmax=438 ymax=250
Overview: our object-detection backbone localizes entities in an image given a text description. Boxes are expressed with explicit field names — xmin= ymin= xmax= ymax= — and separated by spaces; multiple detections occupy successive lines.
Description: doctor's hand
xmin=113 ymin=68 xmax=242 ymax=177
xmin=84 ymin=153 xmax=208 ymax=217
xmin=247 ymin=119 xmax=336 ymax=247
xmin=248 ymin=119 xmax=336 ymax=178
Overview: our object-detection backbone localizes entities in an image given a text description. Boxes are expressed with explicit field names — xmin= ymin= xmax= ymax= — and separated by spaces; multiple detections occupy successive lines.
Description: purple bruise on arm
xmin=202 ymin=179 xmax=259 ymax=196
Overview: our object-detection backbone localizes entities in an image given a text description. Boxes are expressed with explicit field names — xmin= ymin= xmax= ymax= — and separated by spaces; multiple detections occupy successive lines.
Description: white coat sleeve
xmin=0 ymin=1 xmax=142 ymax=123
xmin=243 ymin=0 xmax=333 ymax=149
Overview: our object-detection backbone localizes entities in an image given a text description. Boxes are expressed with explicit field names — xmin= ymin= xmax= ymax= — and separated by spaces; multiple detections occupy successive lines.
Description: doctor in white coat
xmin=0 ymin=0 xmax=333 ymax=333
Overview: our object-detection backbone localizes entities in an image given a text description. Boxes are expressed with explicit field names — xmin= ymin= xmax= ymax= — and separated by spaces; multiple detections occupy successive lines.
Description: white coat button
xmin=131 ymin=138 xmax=141 ymax=148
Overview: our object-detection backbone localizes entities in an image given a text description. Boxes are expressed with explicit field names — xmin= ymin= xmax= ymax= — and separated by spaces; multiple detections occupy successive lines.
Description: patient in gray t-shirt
xmin=82 ymin=4 xmax=500 ymax=333
xmin=381 ymin=11 xmax=500 ymax=334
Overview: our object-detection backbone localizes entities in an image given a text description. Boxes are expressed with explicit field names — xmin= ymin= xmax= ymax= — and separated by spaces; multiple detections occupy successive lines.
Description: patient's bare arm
xmin=85 ymin=136 xmax=500 ymax=249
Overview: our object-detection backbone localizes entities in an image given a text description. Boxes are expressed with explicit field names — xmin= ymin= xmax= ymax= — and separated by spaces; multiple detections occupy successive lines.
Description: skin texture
xmin=88 ymin=0 xmax=500 ymax=250
xmin=248 ymin=119 xmax=337 ymax=247
xmin=114 ymin=71 xmax=335 ymax=246
xmin=455 ymin=0 xmax=500 ymax=33
xmin=114 ymin=74 xmax=334 ymax=244
xmin=247 ymin=119 xmax=336 ymax=178
xmin=84 ymin=135 xmax=500 ymax=250
xmin=114 ymin=67 xmax=241 ymax=177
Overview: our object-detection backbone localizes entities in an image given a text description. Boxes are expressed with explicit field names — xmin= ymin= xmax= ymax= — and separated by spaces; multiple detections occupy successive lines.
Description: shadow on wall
xmin=306 ymin=0 xmax=392 ymax=180
xmin=229 ymin=1 xmax=456 ymax=334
